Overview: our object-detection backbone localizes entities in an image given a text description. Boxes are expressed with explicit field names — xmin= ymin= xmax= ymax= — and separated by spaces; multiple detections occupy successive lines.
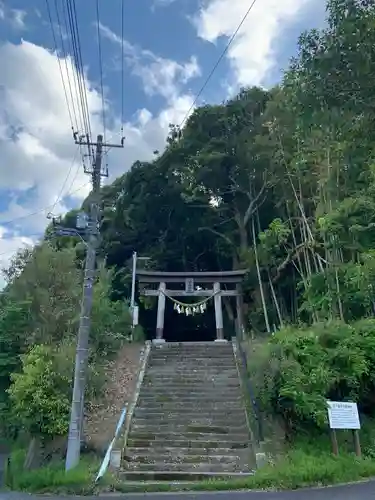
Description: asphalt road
xmin=1 ymin=480 xmax=374 ymax=500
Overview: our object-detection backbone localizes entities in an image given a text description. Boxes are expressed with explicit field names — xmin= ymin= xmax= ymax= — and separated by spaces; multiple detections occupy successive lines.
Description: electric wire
xmin=0 ymin=181 xmax=91 ymax=228
xmin=120 ymin=0 xmax=125 ymax=135
xmin=66 ymin=0 xmax=92 ymax=150
xmin=49 ymin=144 xmax=80 ymax=216
xmin=96 ymin=0 xmax=107 ymax=143
xmin=70 ymin=0 xmax=92 ymax=141
xmin=53 ymin=0 xmax=80 ymax=132
xmin=1 ymin=0 xmax=259 ymax=260
xmin=179 ymin=0 xmax=259 ymax=129
xmin=61 ymin=0 xmax=85 ymax=135
xmin=66 ymin=0 xmax=88 ymax=136
xmin=45 ymin=0 xmax=75 ymax=131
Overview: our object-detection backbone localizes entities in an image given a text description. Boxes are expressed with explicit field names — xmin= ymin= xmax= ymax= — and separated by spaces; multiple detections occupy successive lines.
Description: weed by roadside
xmin=5 ymin=426 xmax=375 ymax=495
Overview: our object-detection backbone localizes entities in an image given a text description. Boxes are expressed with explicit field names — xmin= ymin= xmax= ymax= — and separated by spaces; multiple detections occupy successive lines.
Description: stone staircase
xmin=122 ymin=341 xmax=254 ymax=480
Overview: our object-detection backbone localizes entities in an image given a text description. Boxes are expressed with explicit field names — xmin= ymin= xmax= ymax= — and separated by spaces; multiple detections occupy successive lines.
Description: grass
xmin=5 ymin=449 xmax=101 ymax=494
xmin=113 ymin=431 xmax=375 ymax=494
xmin=5 ymin=426 xmax=375 ymax=495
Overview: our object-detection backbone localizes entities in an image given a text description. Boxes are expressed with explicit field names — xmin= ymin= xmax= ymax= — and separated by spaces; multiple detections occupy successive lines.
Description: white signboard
xmin=327 ymin=401 xmax=360 ymax=430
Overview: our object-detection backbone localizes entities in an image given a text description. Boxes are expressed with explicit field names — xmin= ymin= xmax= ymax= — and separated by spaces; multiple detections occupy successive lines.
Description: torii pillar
xmin=156 ymin=282 xmax=166 ymax=340
xmin=213 ymin=282 xmax=224 ymax=341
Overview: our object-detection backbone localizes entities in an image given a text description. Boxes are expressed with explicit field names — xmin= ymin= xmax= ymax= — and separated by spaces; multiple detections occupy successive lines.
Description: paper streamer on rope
xmin=162 ymin=288 xmax=220 ymax=315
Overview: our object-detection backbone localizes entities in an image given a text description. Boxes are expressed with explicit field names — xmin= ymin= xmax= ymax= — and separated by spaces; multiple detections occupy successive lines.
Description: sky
xmin=0 ymin=0 xmax=327 ymax=288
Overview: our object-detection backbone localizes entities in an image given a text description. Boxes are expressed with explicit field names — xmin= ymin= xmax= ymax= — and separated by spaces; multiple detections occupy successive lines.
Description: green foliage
xmin=302 ymin=252 xmax=375 ymax=321
xmin=258 ymin=320 xmax=375 ymax=430
xmin=90 ymin=265 xmax=131 ymax=357
xmin=0 ymin=242 xmax=133 ymax=441
xmin=8 ymin=345 xmax=72 ymax=437
xmin=3 ymin=0 xmax=375 ymax=472
xmin=6 ymin=449 xmax=97 ymax=494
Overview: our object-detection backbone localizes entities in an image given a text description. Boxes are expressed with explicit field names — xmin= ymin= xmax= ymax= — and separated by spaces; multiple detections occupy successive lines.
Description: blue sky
xmin=0 ymin=0 xmax=327 ymax=285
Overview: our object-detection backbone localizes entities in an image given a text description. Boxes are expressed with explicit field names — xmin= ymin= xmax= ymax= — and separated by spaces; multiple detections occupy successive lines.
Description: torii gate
xmin=137 ymin=270 xmax=246 ymax=342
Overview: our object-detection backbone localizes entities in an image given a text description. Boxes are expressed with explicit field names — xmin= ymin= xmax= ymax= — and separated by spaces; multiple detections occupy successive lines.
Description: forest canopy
xmin=2 ymin=0 xmax=375 ymax=443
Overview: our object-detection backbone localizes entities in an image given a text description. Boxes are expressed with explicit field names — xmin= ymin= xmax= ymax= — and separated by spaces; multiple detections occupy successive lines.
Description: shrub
xmin=257 ymin=319 xmax=375 ymax=432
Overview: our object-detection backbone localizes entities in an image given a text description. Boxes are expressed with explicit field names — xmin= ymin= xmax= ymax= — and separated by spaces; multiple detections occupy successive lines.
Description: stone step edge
xmin=124 ymin=454 xmax=248 ymax=461
xmin=131 ymin=418 xmax=248 ymax=424
xmin=125 ymin=447 xmax=251 ymax=454
xmin=129 ymin=433 xmax=250 ymax=440
xmin=118 ymin=470 xmax=255 ymax=479
xmin=124 ymin=464 xmax=252 ymax=471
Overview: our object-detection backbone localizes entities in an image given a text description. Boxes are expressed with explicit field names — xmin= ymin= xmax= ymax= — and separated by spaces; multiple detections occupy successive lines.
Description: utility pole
xmin=65 ymin=133 xmax=123 ymax=472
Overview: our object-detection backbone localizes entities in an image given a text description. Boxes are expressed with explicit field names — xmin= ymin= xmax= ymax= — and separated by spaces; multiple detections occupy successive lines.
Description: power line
xmin=53 ymin=0 xmax=80 ymax=132
xmin=0 ymin=181 xmax=91 ymax=227
xmin=45 ymin=0 xmax=75 ymax=130
xmin=179 ymin=0 xmax=259 ymax=129
xmin=66 ymin=0 xmax=93 ymax=149
xmin=61 ymin=0 xmax=85 ymax=135
xmin=49 ymin=144 xmax=80 ymax=216
xmin=96 ymin=0 xmax=106 ymax=142
xmin=121 ymin=0 xmax=125 ymax=133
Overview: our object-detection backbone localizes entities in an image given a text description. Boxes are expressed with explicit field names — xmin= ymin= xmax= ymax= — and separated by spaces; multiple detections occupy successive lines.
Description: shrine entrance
xmin=137 ymin=270 xmax=246 ymax=342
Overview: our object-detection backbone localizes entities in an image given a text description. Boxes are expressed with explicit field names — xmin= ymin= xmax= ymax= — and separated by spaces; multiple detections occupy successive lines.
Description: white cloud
xmin=0 ymin=226 xmax=34 ymax=289
xmin=98 ymin=23 xmax=200 ymax=102
xmin=0 ymin=1 xmax=27 ymax=30
xmin=151 ymin=0 xmax=177 ymax=8
xmin=0 ymin=39 xmax=195 ymax=284
xmin=194 ymin=0 xmax=316 ymax=90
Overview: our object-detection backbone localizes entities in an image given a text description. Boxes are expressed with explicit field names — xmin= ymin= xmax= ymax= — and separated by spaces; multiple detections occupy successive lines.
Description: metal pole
xmin=130 ymin=251 xmax=137 ymax=336
xmin=130 ymin=251 xmax=137 ymax=312
xmin=65 ymin=135 xmax=103 ymax=471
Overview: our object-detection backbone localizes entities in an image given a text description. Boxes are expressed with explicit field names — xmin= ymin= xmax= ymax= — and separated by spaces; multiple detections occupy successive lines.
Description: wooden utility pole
xmin=65 ymin=133 xmax=123 ymax=471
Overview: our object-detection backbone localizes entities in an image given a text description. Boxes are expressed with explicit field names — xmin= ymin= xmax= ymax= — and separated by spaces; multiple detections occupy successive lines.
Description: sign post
xmin=327 ymin=401 xmax=361 ymax=457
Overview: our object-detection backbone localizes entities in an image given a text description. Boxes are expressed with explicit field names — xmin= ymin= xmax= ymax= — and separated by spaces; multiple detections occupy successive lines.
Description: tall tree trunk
xmin=252 ymin=216 xmax=271 ymax=333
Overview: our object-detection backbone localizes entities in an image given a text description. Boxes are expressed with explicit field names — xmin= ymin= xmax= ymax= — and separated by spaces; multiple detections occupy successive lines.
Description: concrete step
xmin=137 ymin=395 xmax=243 ymax=404
xmin=142 ymin=376 xmax=240 ymax=384
xmin=125 ymin=453 xmax=248 ymax=465
xmin=149 ymin=354 xmax=235 ymax=360
xmin=136 ymin=401 xmax=246 ymax=411
xmin=143 ymin=375 xmax=240 ymax=382
xmin=150 ymin=356 xmax=234 ymax=361
xmin=127 ymin=437 xmax=250 ymax=449
xmin=151 ymin=348 xmax=233 ymax=353
xmin=149 ymin=359 xmax=235 ymax=365
xmin=145 ymin=371 xmax=239 ymax=379
xmin=131 ymin=417 xmax=248 ymax=428
xmin=129 ymin=430 xmax=250 ymax=442
xmin=139 ymin=389 xmax=242 ymax=398
xmin=125 ymin=447 xmax=251 ymax=457
xmin=132 ymin=409 xmax=247 ymax=420
xmin=119 ymin=470 xmax=254 ymax=481
xmin=141 ymin=380 xmax=241 ymax=388
xmin=125 ymin=462 xmax=251 ymax=472
xmin=130 ymin=423 xmax=249 ymax=435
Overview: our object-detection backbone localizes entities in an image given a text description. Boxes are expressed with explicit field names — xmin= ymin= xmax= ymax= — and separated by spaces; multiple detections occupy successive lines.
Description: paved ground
xmin=1 ymin=480 xmax=375 ymax=499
